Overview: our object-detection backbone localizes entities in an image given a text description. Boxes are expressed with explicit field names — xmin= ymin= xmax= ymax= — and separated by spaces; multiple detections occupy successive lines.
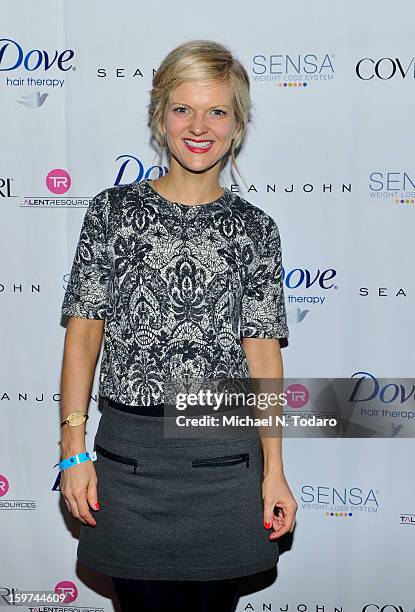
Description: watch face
xmin=67 ymin=411 xmax=87 ymax=426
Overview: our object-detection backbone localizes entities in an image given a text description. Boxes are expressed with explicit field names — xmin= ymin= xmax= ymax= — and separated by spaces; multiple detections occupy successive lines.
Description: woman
xmin=59 ymin=39 xmax=298 ymax=612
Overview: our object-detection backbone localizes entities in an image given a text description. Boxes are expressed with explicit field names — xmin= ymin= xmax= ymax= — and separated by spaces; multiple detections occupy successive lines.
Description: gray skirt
xmin=77 ymin=396 xmax=279 ymax=581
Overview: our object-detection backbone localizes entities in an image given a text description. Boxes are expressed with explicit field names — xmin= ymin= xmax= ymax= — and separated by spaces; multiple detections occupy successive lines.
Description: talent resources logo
xmin=46 ymin=168 xmax=71 ymax=195
xmin=301 ymin=483 xmax=380 ymax=516
xmin=251 ymin=52 xmax=335 ymax=88
xmin=399 ymin=513 xmax=415 ymax=525
xmin=356 ymin=56 xmax=415 ymax=80
xmin=1 ymin=37 xmax=75 ymax=92
xmin=20 ymin=169 xmax=89 ymax=208
xmin=285 ymin=383 xmax=309 ymax=409
xmin=54 ymin=581 xmax=78 ymax=604
xmin=369 ymin=170 xmax=415 ymax=207
xmin=0 ymin=474 xmax=9 ymax=497
xmin=0 ymin=473 xmax=37 ymax=510
xmin=1 ymin=580 xmax=105 ymax=610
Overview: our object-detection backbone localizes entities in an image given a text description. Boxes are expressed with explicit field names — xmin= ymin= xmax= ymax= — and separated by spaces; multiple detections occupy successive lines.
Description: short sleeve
xmin=61 ymin=189 xmax=111 ymax=320
xmin=240 ymin=214 xmax=289 ymax=339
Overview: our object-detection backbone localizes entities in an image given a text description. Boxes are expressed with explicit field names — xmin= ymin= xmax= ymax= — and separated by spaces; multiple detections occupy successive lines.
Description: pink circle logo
xmin=0 ymin=474 xmax=9 ymax=497
xmin=55 ymin=580 xmax=78 ymax=603
xmin=285 ymin=384 xmax=309 ymax=409
xmin=46 ymin=169 xmax=71 ymax=194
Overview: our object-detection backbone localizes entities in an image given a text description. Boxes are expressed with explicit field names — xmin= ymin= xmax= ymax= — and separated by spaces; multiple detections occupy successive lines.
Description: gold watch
xmin=60 ymin=411 xmax=89 ymax=428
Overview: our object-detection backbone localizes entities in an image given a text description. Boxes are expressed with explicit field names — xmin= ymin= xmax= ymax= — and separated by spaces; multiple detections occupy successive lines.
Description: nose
xmin=188 ymin=112 xmax=209 ymax=136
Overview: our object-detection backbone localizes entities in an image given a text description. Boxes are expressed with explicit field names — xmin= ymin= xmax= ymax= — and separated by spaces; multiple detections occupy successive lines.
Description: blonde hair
xmin=148 ymin=39 xmax=252 ymax=186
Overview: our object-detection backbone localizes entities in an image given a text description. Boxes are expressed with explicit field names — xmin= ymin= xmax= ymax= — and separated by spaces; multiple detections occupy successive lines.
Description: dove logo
xmin=114 ymin=155 xmax=168 ymax=185
xmin=282 ymin=266 xmax=337 ymax=290
xmin=17 ymin=91 xmax=49 ymax=107
xmin=350 ymin=371 xmax=415 ymax=405
xmin=0 ymin=38 xmax=74 ymax=71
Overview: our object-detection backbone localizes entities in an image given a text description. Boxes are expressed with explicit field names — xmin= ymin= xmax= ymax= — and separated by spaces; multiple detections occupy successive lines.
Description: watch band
xmin=60 ymin=411 xmax=89 ymax=427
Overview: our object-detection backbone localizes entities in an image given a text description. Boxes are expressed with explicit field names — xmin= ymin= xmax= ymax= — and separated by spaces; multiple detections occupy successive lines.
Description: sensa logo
xmin=0 ymin=38 xmax=75 ymax=71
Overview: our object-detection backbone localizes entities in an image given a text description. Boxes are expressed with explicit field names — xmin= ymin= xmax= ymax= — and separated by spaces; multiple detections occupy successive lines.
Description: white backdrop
xmin=1 ymin=1 xmax=414 ymax=610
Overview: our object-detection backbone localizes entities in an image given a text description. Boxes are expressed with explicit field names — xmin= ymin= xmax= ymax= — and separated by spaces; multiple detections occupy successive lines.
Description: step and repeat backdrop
xmin=1 ymin=0 xmax=414 ymax=610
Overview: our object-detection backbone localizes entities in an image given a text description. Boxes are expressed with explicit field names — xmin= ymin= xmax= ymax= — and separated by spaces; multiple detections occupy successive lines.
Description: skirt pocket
xmin=191 ymin=452 xmax=250 ymax=468
xmin=95 ymin=443 xmax=139 ymax=474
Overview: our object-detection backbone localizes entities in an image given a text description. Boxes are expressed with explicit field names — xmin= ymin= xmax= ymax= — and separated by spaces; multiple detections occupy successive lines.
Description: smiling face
xmin=161 ymin=79 xmax=240 ymax=174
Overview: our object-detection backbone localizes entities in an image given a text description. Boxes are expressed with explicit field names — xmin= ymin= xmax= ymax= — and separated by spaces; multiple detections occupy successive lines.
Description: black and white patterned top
xmin=61 ymin=179 xmax=289 ymax=406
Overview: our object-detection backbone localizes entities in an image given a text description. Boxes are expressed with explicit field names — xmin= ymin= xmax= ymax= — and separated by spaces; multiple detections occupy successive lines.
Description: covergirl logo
xmin=356 ymin=57 xmax=415 ymax=80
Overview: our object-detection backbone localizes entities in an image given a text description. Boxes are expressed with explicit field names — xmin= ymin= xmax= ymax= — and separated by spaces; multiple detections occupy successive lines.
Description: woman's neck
xmin=150 ymin=173 xmax=223 ymax=206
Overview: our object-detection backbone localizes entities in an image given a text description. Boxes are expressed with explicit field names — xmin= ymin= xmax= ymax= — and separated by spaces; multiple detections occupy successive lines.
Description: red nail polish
xmin=264 ymin=521 xmax=271 ymax=529
xmin=94 ymin=502 xmax=100 ymax=510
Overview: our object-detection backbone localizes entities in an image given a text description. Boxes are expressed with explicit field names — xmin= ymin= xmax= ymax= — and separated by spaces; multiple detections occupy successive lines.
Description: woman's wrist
xmin=60 ymin=436 xmax=87 ymax=458
xmin=60 ymin=448 xmax=87 ymax=460
xmin=263 ymin=460 xmax=285 ymax=477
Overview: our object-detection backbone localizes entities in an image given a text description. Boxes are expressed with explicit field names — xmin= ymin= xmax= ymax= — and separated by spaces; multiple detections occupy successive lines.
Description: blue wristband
xmin=59 ymin=451 xmax=97 ymax=472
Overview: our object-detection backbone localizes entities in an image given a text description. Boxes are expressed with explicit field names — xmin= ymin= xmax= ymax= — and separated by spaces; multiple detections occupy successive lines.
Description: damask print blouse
xmin=61 ymin=179 xmax=289 ymax=406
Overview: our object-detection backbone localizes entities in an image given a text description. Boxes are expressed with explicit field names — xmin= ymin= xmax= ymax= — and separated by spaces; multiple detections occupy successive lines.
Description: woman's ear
xmin=233 ymin=121 xmax=242 ymax=140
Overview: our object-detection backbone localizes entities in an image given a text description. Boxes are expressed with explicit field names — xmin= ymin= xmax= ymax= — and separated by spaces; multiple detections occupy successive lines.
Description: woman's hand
xmin=262 ymin=469 xmax=298 ymax=539
xmin=60 ymin=458 xmax=99 ymax=527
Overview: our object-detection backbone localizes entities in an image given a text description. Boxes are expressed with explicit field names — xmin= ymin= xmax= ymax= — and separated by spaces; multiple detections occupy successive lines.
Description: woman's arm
xmin=241 ymin=337 xmax=284 ymax=473
xmin=242 ymin=336 xmax=298 ymax=538
xmin=59 ymin=317 xmax=104 ymax=525
xmin=60 ymin=317 xmax=104 ymax=454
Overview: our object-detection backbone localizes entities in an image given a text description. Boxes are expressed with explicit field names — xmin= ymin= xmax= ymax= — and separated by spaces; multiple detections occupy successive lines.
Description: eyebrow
xmin=169 ymin=102 xmax=230 ymax=109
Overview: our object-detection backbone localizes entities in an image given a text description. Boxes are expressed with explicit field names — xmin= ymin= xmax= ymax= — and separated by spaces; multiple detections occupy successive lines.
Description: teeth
xmin=184 ymin=139 xmax=212 ymax=149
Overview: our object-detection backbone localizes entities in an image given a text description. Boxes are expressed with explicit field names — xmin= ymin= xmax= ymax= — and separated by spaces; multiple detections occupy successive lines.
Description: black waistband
xmin=104 ymin=397 xmax=165 ymax=417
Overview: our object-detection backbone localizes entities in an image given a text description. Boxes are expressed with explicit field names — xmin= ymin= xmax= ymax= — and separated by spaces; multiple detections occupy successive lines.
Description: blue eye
xmin=172 ymin=107 xmax=226 ymax=116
